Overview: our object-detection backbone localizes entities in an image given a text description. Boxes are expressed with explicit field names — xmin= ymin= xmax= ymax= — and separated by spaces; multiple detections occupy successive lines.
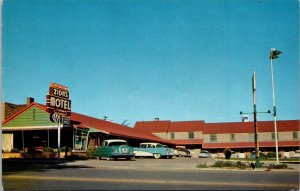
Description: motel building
xmin=2 ymin=97 xmax=300 ymax=158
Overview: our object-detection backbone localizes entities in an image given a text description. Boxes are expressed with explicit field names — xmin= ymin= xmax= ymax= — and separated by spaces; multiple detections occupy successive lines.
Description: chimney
xmin=26 ymin=97 xmax=34 ymax=105
xmin=155 ymin=118 xmax=159 ymax=121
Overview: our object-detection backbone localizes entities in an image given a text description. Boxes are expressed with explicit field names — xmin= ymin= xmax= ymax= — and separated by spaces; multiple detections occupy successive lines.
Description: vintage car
xmin=133 ymin=142 xmax=174 ymax=159
xmin=199 ymin=150 xmax=211 ymax=158
xmin=174 ymin=148 xmax=192 ymax=157
xmin=95 ymin=139 xmax=135 ymax=160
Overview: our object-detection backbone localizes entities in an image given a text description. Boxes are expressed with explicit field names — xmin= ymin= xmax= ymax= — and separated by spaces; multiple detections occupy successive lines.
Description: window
xmin=170 ymin=132 xmax=175 ymax=139
xmin=271 ymin=132 xmax=279 ymax=140
xmin=188 ymin=132 xmax=194 ymax=139
xmin=210 ymin=134 xmax=217 ymax=142
xmin=230 ymin=134 xmax=235 ymax=142
xmin=248 ymin=133 xmax=254 ymax=141
xmin=293 ymin=132 xmax=298 ymax=140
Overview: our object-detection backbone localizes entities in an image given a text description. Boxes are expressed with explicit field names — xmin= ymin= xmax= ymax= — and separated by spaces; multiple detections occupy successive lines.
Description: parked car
xmin=95 ymin=139 xmax=134 ymax=160
xmin=174 ymin=148 xmax=191 ymax=157
xmin=199 ymin=150 xmax=211 ymax=158
xmin=134 ymin=142 xmax=174 ymax=159
xmin=291 ymin=150 xmax=300 ymax=158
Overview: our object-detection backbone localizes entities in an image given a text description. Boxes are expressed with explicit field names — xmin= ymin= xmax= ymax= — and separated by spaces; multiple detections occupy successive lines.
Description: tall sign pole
xmin=58 ymin=119 xmax=61 ymax=159
xmin=252 ymin=72 xmax=261 ymax=167
xmin=270 ymin=48 xmax=282 ymax=164
xmin=46 ymin=83 xmax=71 ymax=160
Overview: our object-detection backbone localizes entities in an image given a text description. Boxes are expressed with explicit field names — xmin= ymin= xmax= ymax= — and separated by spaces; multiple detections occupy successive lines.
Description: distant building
xmin=134 ymin=119 xmax=300 ymax=153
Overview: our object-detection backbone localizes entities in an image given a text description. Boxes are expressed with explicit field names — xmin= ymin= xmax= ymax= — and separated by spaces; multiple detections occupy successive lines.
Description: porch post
xmin=47 ymin=129 xmax=50 ymax=147
xmin=22 ymin=130 xmax=25 ymax=151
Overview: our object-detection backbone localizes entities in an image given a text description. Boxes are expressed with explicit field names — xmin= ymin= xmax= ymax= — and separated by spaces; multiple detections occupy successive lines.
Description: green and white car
xmin=95 ymin=139 xmax=135 ymax=160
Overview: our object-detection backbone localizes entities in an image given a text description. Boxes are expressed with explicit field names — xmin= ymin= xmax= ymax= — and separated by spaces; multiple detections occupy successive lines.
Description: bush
xmin=212 ymin=161 xmax=247 ymax=169
xmin=61 ymin=146 xmax=72 ymax=152
xmin=223 ymin=148 xmax=232 ymax=159
xmin=88 ymin=148 xmax=97 ymax=159
xmin=268 ymin=163 xmax=288 ymax=169
xmin=43 ymin=147 xmax=54 ymax=152
xmin=10 ymin=148 xmax=21 ymax=153
xmin=266 ymin=151 xmax=276 ymax=158
xmin=212 ymin=161 xmax=234 ymax=167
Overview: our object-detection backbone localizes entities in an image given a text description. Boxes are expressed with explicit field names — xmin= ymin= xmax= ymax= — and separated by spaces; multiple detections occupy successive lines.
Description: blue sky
xmin=2 ymin=0 xmax=299 ymax=125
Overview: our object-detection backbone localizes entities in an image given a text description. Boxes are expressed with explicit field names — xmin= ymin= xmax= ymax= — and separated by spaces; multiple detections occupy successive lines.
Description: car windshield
xmin=201 ymin=150 xmax=209 ymax=153
xmin=109 ymin=142 xmax=127 ymax=146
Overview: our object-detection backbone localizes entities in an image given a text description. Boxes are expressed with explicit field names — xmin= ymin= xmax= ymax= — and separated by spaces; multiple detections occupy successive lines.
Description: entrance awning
xmin=2 ymin=126 xmax=59 ymax=131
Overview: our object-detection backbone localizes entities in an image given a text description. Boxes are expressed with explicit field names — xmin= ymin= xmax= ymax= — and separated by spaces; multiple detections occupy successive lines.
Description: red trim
xmin=170 ymin=139 xmax=203 ymax=145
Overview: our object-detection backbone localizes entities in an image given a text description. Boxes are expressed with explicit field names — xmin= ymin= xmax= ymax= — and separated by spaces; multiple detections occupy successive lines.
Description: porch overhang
xmin=2 ymin=126 xmax=59 ymax=131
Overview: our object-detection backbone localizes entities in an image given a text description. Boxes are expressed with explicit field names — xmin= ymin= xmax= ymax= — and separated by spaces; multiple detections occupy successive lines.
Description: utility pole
xmin=240 ymin=72 xmax=270 ymax=168
xmin=252 ymin=72 xmax=261 ymax=167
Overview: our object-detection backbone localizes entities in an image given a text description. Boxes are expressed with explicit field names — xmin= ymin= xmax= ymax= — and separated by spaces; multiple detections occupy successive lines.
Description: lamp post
xmin=269 ymin=48 xmax=282 ymax=164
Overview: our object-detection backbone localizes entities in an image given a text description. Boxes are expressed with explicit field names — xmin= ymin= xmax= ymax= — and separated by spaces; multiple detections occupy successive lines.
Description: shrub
xmin=43 ymin=147 xmax=54 ymax=152
xmin=88 ymin=148 xmax=97 ymax=159
xmin=10 ymin=148 xmax=21 ymax=153
xmin=212 ymin=161 xmax=247 ymax=169
xmin=61 ymin=146 xmax=72 ymax=152
xmin=268 ymin=163 xmax=288 ymax=169
xmin=212 ymin=161 xmax=234 ymax=167
xmin=223 ymin=148 xmax=232 ymax=159
xmin=259 ymin=152 xmax=266 ymax=159
xmin=266 ymin=151 xmax=276 ymax=158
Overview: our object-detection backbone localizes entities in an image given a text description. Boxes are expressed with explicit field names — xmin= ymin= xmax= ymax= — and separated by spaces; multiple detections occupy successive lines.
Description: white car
xmin=134 ymin=142 xmax=174 ymax=159
xmin=291 ymin=150 xmax=300 ymax=158
xmin=199 ymin=150 xmax=211 ymax=158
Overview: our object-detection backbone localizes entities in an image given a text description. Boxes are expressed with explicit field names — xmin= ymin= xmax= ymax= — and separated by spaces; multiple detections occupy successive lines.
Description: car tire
xmin=153 ymin=153 xmax=161 ymax=159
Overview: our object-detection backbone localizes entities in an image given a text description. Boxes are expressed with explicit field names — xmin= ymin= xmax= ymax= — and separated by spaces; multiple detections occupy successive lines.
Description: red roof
xmin=204 ymin=120 xmax=300 ymax=134
xmin=70 ymin=112 xmax=170 ymax=144
xmin=134 ymin=121 xmax=171 ymax=132
xmin=203 ymin=140 xmax=300 ymax=149
xmin=2 ymin=102 xmax=171 ymax=144
xmin=134 ymin=120 xmax=205 ymax=132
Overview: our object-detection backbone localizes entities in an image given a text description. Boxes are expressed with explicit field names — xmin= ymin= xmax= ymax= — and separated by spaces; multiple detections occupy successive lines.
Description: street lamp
xmin=269 ymin=48 xmax=282 ymax=164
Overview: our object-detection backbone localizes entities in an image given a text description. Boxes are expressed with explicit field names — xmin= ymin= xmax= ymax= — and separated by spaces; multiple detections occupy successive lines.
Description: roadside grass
xmin=215 ymin=157 xmax=300 ymax=162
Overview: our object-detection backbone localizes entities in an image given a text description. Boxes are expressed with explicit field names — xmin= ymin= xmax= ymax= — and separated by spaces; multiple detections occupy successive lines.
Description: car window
xmin=108 ymin=142 xmax=127 ymax=146
xmin=141 ymin=144 xmax=146 ymax=148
